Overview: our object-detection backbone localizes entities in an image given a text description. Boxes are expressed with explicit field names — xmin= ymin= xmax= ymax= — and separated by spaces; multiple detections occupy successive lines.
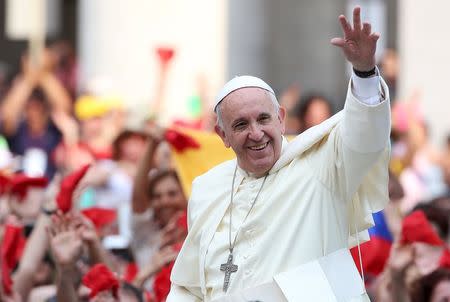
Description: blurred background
xmin=0 ymin=0 xmax=447 ymax=145
xmin=0 ymin=1 xmax=449 ymax=301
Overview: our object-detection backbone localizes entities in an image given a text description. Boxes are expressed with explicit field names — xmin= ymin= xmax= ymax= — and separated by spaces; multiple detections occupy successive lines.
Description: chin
xmin=247 ymin=162 xmax=274 ymax=176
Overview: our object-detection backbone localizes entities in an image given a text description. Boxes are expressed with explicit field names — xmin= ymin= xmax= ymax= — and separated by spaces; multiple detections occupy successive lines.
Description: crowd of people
xmin=0 ymin=40 xmax=448 ymax=302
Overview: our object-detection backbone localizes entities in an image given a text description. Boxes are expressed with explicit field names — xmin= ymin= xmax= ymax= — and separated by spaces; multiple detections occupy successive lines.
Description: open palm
xmin=48 ymin=212 xmax=83 ymax=266
xmin=331 ymin=6 xmax=379 ymax=71
xmin=50 ymin=231 xmax=83 ymax=266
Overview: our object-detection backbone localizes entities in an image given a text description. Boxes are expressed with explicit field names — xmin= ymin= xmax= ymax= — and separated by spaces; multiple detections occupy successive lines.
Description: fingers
xmin=362 ymin=22 xmax=371 ymax=35
xmin=353 ymin=6 xmax=362 ymax=32
xmin=51 ymin=210 xmax=78 ymax=233
xmin=338 ymin=15 xmax=352 ymax=37
xmin=371 ymin=32 xmax=380 ymax=42
xmin=330 ymin=38 xmax=345 ymax=48
xmin=160 ymin=246 xmax=178 ymax=263
xmin=51 ymin=212 xmax=63 ymax=233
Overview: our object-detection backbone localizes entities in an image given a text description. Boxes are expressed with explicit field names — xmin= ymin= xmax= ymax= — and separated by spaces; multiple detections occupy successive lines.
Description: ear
xmin=278 ymin=106 xmax=287 ymax=134
xmin=215 ymin=125 xmax=231 ymax=148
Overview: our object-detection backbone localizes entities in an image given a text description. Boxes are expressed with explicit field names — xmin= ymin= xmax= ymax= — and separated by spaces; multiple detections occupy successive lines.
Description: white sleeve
xmin=351 ymin=69 xmax=382 ymax=105
xmin=307 ymin=76 xmax=391 ymax=201
xmin=166 ymin=284 xmax=202 ymax=302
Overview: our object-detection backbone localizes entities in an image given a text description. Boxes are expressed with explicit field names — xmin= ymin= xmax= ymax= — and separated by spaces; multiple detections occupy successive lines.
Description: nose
xmin=248 ymin=124 xmax=264 ymax=141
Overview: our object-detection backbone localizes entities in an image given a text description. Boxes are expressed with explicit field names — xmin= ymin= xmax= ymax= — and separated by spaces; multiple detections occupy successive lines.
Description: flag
xmin=167 ymin=128 xmax=235 ymax=197
xmin=351 ymin=211 xmax=393 ymax=277
xmin=56 ymin=164 xmax=91 ymax=213
xmin=1 ymin=224 xmax=26 ymax=294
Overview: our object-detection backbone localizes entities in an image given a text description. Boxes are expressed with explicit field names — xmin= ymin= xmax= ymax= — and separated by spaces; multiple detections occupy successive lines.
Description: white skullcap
xmin=214 ymin=75 xmax=275 ymax=112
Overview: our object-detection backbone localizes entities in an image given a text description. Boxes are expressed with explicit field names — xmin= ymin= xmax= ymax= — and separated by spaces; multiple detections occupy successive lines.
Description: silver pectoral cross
xmin=220 ymin=252 xmax=238 ymax=292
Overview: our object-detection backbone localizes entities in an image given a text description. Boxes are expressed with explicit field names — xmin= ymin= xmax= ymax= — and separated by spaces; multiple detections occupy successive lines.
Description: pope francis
xmin=167 ymin=7 xmax=390 ymax=302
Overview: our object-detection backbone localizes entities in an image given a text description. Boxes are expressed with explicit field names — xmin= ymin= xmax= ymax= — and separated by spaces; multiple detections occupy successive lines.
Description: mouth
xmin=248 ymin=141 xmax=269 ymax=151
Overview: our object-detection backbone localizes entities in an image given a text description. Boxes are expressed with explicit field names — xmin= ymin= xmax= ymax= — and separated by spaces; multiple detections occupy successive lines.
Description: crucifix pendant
xmin=220 ymin=252 xmax=238 ymax=292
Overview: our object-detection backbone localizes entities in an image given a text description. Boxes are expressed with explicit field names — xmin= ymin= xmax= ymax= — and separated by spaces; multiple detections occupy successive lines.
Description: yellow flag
xmin=170 ymin=129 xmax=235 ymax=197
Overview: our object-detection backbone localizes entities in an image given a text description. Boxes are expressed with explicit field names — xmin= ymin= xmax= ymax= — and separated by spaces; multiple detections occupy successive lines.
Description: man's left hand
xmin=331 ymin=6 xmax=379 ymax=71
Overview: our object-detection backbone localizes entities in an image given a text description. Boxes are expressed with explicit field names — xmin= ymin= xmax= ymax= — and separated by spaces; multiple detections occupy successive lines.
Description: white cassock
xmin=167 ymin=73 xmax=391 ymax=302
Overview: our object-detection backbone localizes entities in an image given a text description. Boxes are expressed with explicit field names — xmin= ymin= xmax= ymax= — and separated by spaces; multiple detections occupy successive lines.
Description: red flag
xmin=56 ymin=164 xmax=91 ymax=213
xmin=156 ymin=47 xmax=175 ymax=65
xmin=400 ymin=210 xmax=444 ymax=246
xmin=1 ymin=224 xmax=26 ymax=294
xmin=164 ymin=129 xmax=200 ymax=152
xmin=9 ymin=174 xmax=48 ymax=200
xmin=81 ymin=207 xmax=117 ymax=231
xmin=82 ymin=263 xmax=119 ymax=298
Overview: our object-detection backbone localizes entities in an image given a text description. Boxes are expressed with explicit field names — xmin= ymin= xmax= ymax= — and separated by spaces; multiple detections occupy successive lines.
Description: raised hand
xmin=71 ymin=212 xmax=98 ymax=244
xmin=152 ymin=246 xmax=178 ymax=271
xmin=386 ymin=241 xmax=414 ymax=279
xmin=133 ymin=245 xmax=178 ymax=286
xmin=160 ymin=211 xmax=187 ymax=249
xmin=331 ymin=6 xmax=379 ymax=71
xmin=47 ymin=212 xmax=83 ymax=268
xmin=51 ymin=110 xmax=80 ymax=146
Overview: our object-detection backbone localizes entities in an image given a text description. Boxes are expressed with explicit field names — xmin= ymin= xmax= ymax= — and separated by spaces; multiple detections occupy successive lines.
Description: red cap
xmin=400 ymin=210 xmax=444 ymax=246
xmin=1 ymin=224 xmax=26 ymax=294
xmin=164 ymin=129 xmax=200 ymax=152
xmin=81 ymin=207 xmax=117 ymax=231
xmin=439 ymin=249 xmax=450 ymax=269
xmin=56 ymin=164 xmax=90 ymax=213
xmin=82 ymin=263 xmax=119 ymax=298
xmin=8 ymin=174 xmax=48 ymax=200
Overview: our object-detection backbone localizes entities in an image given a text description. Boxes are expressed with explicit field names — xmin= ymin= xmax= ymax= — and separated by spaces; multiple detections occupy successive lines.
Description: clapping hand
xmin=331 ymin=6 xmax=379 ymax=71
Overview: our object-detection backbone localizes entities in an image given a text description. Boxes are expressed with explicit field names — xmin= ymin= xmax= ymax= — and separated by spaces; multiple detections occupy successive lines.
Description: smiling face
xmin=215 ymin=87 xmax=286 ymax=177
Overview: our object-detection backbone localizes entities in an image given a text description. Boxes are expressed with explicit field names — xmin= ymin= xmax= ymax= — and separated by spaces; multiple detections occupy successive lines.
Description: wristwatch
xmin=353 ymin=67 xmax=377 ymax=78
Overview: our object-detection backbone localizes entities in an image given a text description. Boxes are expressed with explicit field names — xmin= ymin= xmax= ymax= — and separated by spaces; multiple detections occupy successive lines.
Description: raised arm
xmin=131 ymin=132 xmax=162 ymax=213
xmin=12 ymin=213 xmax=52 ymax=301
xmin=0 ymin=57 xmax=39 ymax=136
xmin=308 ymin=7 xmax=391 ymax=201
xmin=37 ymin=49 xmax=72 ymax=114
xmin=39 ymin=72 xmax=72 ymax=114
xmin=48 ymin=212 xmax=83 ymax=302
xmin=72 ymin=212 xmax=111 ymax=267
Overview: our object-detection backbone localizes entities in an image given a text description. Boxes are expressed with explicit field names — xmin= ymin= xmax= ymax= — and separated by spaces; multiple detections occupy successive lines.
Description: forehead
xmin=220 ymin=87 xmax=275 ymax=115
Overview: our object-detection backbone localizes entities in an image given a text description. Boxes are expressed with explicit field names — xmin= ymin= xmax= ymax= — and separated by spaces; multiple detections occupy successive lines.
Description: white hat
xmin=214 ymin=75 xmax=275 ymax=112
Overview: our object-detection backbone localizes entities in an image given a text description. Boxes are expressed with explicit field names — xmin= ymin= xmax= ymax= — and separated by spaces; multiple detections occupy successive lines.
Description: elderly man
xmin=168 ymin=7 xmax=390 ymax=302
